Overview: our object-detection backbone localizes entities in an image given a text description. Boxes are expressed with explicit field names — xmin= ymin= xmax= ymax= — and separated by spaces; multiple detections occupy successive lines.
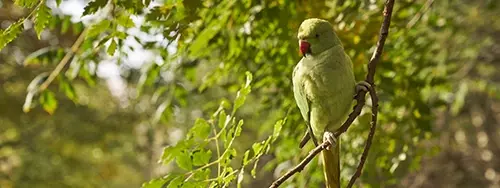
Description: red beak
xmin=299 ymin=40 xmax=310 ymax=56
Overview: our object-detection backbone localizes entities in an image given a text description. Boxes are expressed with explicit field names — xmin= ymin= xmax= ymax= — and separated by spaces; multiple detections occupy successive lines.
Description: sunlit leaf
xmin=39 ymin=90 xmax=58 ymax=115
xmin=117 ymin=13 xmax=135 ymax=28
xmin=188 ymin=118 xmax=211 ymax=139
xmin=166 ymin=176 xmax=183 ymax=188
xmin=176 ymin=151 xmax=192 ymax=170
xmin=107 ymin=38 xmax=117 ymax=56
xmin=34 ymin=4 xmax=52 ymax=39
xmin=0 ymin=20 xmax=24 ymax=51
xmin=192 ymin=149 xmax=212 ymax=166
xmin=14 ymin=0 xmax=38 ymax=8
xmin=87 ymin=20 xmax=111 ymax=38
xmin=58 ymin=76 xmax=78 ymax=102
xmin=83 ymin=0 xmax=109 ymax=16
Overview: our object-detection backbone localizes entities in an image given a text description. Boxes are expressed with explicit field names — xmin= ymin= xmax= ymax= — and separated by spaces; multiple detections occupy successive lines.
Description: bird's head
xmin=297 ymin=18 xmax=341 ymax=57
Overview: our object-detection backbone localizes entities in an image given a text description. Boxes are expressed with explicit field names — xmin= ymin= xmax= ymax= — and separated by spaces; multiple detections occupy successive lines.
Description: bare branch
xmin=269 ymin=141 xmax=331 ymax=188
xmin=344 ymin=1 xmax=394 ymax=186
xmin=347 ymin=84 xmax=379 ymax=187
xmin=38 ymin=28 xmax=88 ymax=92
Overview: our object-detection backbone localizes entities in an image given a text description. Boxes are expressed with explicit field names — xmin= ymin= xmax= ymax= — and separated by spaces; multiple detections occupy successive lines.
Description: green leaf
xmin=244 ymin=71 xmax=253 ymax=88
xmin=61 ymin=16 xmax=71 ymax=34
xmin=188 ymin=118 xmax=211 ymax=139
xmin=14 ymin=0 xmax=38 ymax=8
xmin=233 ymin=73 xmax=253 ymax=113
xmin=117 ymin=13 xmax=135 ymax=28
xmin=107 ymin=39 xmax=117 ymax=56
xmin=234 ymin=119 xmax=243 ymax=137
xmin=271 ymin=119 xmax=284 ymax=142
xmin=160 ymin=141 xmax=186 ymax=164
xmin=166 ymin=176 xmax=183 ymax=188
xmin=242 ymin=150 xmax=251 ymax=165
xmin=79 ymin=62 xmax=97 ymax=86
xmin=72 ymin=22 xmax=84 ymax=34
xmin=188 ymin=13 xmax=228 ymax=57
xmin=0 ymin=20 xmax=24 ymax=51
xmin=192 ymin=149 xmax=212 ymax=166
xmin=137 ymin=63 xmax=160 ymax=96
xmin=39 ymin=90 xmax=58 ymax=115
xmin=87 ymin=20 xmax=111 ymax=38
xmin=142 ymin=176 xmax=170 ymax=188
xmin=218 ymin=110 xmax=228 ymax=128
xmin=34 ymin=4 xmax=52 ymax=39
xmin=251 ymin=158 xmax=259 ymax=178
xmin=252 ymin=143 xmax=263 ymax=156
xmin=222 ymin=148 xmax=237 ymax=162
xmin=66 ymin=59 xmax=82 ymax=80
xmin=83 ymin=0 xmax=109 ymax=16
xmin=176 ymin=151 xmax=192 ymax=170
xmin=55 ymin=0 xmax=62 ymax=6
xmin=114 ymin=31 xmax=127 ymax=39
xmin=182 ymin=181 xmax=202 ymax=188
xmin=97 ymin=35 xmax=112 ymax=47
xmin=58 ymin=76 xmax=78 ymax=102
xmin=451 ymin=82 xmax=468 ymax=115
xmin=23 ymin=47 xmax=62 ymax=66
xmin=193 ymin=169 xmax=211 ymax=181
xmin=221 ymin=167 xmax=235 ymax=184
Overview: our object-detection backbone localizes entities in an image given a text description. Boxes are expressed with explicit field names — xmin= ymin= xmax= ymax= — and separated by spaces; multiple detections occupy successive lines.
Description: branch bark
xmin=269 ymin=141 xmax=331 ymax=188
xmin=269 ymin=0 xmax=394 ymax=187
xmin=38 ymin=28 xmax=88 ymax=92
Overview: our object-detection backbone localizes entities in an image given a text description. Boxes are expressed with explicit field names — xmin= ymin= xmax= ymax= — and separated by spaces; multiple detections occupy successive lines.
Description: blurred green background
xmin=1 ymin=0 xmax=500 ymax=187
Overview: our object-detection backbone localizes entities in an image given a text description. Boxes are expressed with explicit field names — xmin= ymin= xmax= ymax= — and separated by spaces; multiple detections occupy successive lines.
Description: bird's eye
xmin=315 ymin=34 xmax=319 ymax=38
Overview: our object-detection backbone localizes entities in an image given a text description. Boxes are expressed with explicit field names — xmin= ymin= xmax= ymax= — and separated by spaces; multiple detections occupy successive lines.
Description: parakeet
xmin=292 ymin=18 xmax=356 ymax=188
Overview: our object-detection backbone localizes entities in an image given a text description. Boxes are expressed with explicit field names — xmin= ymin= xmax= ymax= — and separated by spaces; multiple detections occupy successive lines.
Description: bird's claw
xmin=323 ymin=131 xmax=337 ymax=150
xmin=353 ymin=81 xmax=372 ymax=99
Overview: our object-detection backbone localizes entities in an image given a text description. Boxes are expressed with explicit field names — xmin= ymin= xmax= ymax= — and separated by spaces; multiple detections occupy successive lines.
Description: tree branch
xmin=347 ymin=84 xmax=379 ymax=187
xmin=269 ymin=0 xmax=394 ymax=187
xmin=269 ymin=141 xmax=331 ymax=188
xmin=38 ymin=27 xmax=88 ymax=91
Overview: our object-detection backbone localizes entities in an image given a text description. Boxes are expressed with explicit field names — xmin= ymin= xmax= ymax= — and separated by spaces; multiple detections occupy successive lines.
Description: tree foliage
xmin=1 ymin=0 xmax=500 ymax=187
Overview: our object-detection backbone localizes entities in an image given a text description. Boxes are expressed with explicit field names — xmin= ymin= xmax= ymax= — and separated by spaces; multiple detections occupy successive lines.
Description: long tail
xmin=322 ymin=139 xmax=340 ymax=188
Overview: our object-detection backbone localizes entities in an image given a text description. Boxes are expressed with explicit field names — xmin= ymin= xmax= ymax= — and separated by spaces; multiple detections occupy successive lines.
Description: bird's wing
xmin=292 ymin=62 xmax=310 ymax=123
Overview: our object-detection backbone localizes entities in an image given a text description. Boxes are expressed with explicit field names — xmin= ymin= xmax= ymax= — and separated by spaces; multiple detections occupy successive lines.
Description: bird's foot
xmin=353 ymin=81 xmax=372 ymax=99
xmin=323 ymin=131 xmax=337 ymax=150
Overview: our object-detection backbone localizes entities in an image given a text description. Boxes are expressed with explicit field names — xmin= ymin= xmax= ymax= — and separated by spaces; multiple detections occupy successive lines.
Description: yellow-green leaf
xmin=34 ymin=4 xmax=52 ymax=39
xmin=107 ymin=39 xmax=117 ymax=56
xmin=83 ymin=0 xmax=109 ymax=16
xmin=39 ymin=90 xmax=58 ymax=115
xmin=117 ymin=14 xmax=135 ymax=28
xmin=176 ymin=151 xmax=192 ymax=170
xmin=0 ymin=20 xmax=24 ymax=51
xmin=87 ymin=20 xmax=111 ymax=38
xmin=14 ymin=0 xmax=38 ymax=8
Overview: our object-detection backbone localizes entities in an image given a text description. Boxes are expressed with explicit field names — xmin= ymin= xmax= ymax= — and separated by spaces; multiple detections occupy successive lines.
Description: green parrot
xmin=293 ymin=18 xmax=356 ymax=188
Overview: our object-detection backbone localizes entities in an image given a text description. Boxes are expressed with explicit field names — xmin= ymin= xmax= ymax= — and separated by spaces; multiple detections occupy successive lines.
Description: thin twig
xmin=38 ymin=27 xmax=88 ymax=91
xmin=213 ymin=128 xmax=222 ymax=176
xmin=269 ymin=141 xmax=331 ymax=188
xmin=269 ymin=0 xmax=395 ymax=187
xmin=347 ymin=85 xmax=378 ymax=187
xmin=406 ymin=0 xmax=434 ymax=29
